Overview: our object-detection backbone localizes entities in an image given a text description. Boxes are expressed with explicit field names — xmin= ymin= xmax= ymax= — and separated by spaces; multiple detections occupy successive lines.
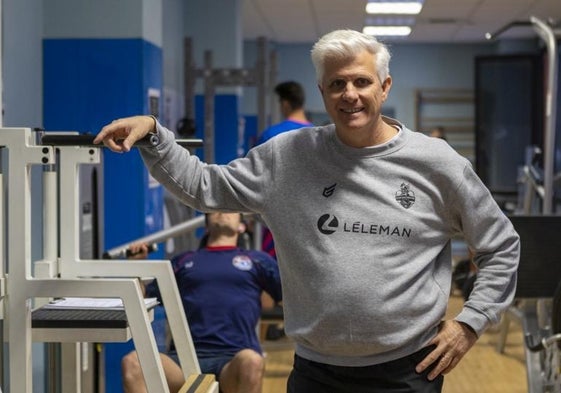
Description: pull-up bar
xmin=484 ymin=20 xmax=534 ymax=40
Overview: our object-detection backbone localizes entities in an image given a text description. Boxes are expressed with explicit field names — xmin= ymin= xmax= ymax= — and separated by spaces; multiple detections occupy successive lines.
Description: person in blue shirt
xmin=256 ymin=81 xmax=313 ymax=146
xmin=121 ymin=212 xmax=282 ymax=393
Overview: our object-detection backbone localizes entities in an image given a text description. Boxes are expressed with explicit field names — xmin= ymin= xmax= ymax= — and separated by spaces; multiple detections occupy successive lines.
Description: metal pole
xmin=256 ymin=37 xmax=267 ymax=137
xmin=43 ymin=166 xmax=60 ymax=393
xmin=269 ymin=48 xmax=279 ymax=125
xmin=184 ymin=37 xmax=195 ymax=121
xmin=486 ymin=17 xmax=558 ymax=213
xmin=0 ymin=0 xmax=3 ymax=128
xmin=103 ymin=215 xmax=205 ymax=259
xmin=0 ymin=168 xmax=4 ymax=392
xmin=0 ymin=4 xmax=4 ymax=388
xmin=43 ymin=167 xmax=58 ymax=263
xmin=204 ymin=51 xmax=215 ymax=164
xmin=530 ymin=16 xmax=558 ymax=214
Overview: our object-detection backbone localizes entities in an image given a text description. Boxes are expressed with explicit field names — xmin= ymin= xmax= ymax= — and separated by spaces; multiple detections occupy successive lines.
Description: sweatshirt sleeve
xmin=450 ymin=164 xmax=520 ymax=336
xmin=139 ymin=120 xmax=271 ymax=214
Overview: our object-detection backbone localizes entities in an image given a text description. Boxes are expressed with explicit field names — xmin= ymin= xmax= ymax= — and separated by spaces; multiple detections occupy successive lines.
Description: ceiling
xmin=242 ymin=0 xmax=561 ymax=44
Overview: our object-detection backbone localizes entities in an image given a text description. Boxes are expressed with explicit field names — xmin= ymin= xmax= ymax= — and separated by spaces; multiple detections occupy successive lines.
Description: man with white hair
xmin=96 ymin=29 xmax=519 ymax=392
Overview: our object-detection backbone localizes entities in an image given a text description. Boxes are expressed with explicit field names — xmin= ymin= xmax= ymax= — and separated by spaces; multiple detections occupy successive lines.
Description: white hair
xmin=311 ymin=29 xmax=391 ymax=84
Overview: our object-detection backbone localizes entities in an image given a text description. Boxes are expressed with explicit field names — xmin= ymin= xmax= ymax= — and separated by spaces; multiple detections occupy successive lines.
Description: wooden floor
xmin=261 ymin=294 xmax=527 ymax=393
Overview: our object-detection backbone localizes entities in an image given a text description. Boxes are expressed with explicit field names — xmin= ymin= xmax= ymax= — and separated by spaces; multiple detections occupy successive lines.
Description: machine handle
xmin=40 ymin=133 xmax=203 ymax=148
xmin=102 ymin=243 xmax=158 ymax=260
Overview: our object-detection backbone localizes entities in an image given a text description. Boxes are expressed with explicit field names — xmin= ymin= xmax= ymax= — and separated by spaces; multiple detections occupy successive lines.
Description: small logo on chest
xmin=232 ymin=255 xmax=253 ymax=271
xmin=395 ymin=183 xmax=415 ymax=209
xmin=323 ymin=183 xmax=337 ymax=197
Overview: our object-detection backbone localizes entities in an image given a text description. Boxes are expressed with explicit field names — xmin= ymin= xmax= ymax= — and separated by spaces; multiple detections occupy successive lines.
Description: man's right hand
xmin=127 ymin=243 xmax=150 ymax=260
xmin=93 ymin=115 xmax=156 ymax=153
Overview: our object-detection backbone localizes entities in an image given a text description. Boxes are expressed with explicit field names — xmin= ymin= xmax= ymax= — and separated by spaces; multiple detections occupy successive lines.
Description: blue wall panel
xmin=195 ymin=94 xmax=240 ymax=164
xmin=243 ymin=114 xmax=258 ymax=150
xmin=43 ymin=38 xmax=164 ymax=248
xmin=44 ymin=38 xmax=165 ymax=393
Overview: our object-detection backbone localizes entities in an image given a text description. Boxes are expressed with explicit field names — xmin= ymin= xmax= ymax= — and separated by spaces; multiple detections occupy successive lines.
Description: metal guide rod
xmin=40 ymin=133 xmax=204 ymax=149
xmin=531 ymin=16 xmax=559 ymax=214
xmin=203 ymin=50 xmax=215 ymax=164
xmin=0 ymin=170 xmax=4 ymax=304
xmin=43 ymin=168 xmax=57 ymax=262
xmin=256 ymin=36 xmax=268 ymax=135
xmin=269 ymin=48 xmax=279 ymax=125
xmin=184 ymin=37 xmax=196 ymax=122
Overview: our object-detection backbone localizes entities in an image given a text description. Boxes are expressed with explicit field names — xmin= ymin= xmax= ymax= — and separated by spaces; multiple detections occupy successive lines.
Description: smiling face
xmin=318 ymin=50 xmax=393 ymax=148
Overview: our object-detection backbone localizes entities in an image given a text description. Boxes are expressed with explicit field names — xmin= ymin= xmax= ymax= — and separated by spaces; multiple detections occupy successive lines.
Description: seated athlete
xmin=121 ymin=212 xmax=283 ymax=393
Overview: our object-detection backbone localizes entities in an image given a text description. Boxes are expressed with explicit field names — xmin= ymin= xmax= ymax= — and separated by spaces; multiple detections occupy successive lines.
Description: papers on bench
xmin=44 ymin=297 xmax=159 ymax=310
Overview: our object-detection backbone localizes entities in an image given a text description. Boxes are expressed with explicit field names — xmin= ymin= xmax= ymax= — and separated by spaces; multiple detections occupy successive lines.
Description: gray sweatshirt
xmin=141 ymin=117 xmax=519 ymax=367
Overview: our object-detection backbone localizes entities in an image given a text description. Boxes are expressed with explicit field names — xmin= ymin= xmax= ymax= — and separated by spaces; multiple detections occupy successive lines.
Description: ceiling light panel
xmin=366 ymin=1 xmax=424 ymax=15
xmin=365 ymin=16 xmax=416 ymax=26
xmin=363 ymin=25 xmax=412 ymax=36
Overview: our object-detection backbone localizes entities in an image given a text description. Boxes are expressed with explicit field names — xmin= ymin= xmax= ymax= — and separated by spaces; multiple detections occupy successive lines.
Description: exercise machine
xmin=487 ymin=16 xmax=560 ymax=392
xmin=182 ymin=36 xmax=277 ymax=251
xmin=183 ymin=36 xmax=276 ymax=164
xmin=0 ymin=128 xmax=216 ymax=393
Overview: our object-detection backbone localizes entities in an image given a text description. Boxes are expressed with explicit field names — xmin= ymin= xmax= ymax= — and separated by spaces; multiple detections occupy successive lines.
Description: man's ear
xmin=238 ymin=222 xmax=247 ymax=234
xmin=318 ymin=83 xmax=324 ymax=95
xmin=381 ymin=76 xmax=392 ymax=99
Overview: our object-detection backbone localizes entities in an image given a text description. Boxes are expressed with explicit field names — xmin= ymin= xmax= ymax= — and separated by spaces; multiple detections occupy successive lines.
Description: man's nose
xmin=342 ymin=84 xmax=358 ymax=101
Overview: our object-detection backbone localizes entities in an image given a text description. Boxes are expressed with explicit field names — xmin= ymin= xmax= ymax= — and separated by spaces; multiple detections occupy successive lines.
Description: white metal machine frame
xmin=0 ymin=128 xmax=217 ymax=393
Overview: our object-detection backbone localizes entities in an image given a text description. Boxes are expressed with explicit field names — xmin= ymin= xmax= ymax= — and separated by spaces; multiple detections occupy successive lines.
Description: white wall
xmin=44 ymin=0 xmax=162 ymax=46
xmin=162 ymin=0 xmax=187 ymax=129
xmin=3 ymin=0 xmax=43 ymax=128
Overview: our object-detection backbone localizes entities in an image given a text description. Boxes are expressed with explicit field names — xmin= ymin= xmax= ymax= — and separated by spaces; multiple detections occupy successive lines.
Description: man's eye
xmin=355 ymin=78 xmax=371 ymax=87
xmin=330 ymin=80 xmax=345 ymax=89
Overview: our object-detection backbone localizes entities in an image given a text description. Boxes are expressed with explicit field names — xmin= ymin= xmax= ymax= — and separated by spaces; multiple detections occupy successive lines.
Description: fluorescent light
xmin=362 ymin=25 xmax=412 ymax=36
xmin=365 ymin=16 xmax=415 ymax=26
xmin=366 ymin=2 xmax=423 ymax=15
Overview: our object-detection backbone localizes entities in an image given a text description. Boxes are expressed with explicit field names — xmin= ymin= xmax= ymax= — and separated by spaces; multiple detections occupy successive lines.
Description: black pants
xmin=287 ymin=347 xmax=443 ymax=393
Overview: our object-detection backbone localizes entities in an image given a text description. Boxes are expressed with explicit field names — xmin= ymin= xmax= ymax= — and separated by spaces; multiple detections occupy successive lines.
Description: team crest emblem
xmin=232 ymin=255 xmax=253 ymax=271
xmin=395 ymin=183 xmax=415 ymax=209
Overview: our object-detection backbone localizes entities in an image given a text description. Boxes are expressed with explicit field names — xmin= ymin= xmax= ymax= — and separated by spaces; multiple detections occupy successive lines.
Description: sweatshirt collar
xmin=329 ymin=116 xmax=408 ymax=158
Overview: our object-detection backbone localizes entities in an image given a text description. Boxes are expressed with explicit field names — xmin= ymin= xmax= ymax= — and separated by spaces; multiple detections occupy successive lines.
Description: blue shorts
xmin=168 ymin=351 xmax=235 ymax=378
